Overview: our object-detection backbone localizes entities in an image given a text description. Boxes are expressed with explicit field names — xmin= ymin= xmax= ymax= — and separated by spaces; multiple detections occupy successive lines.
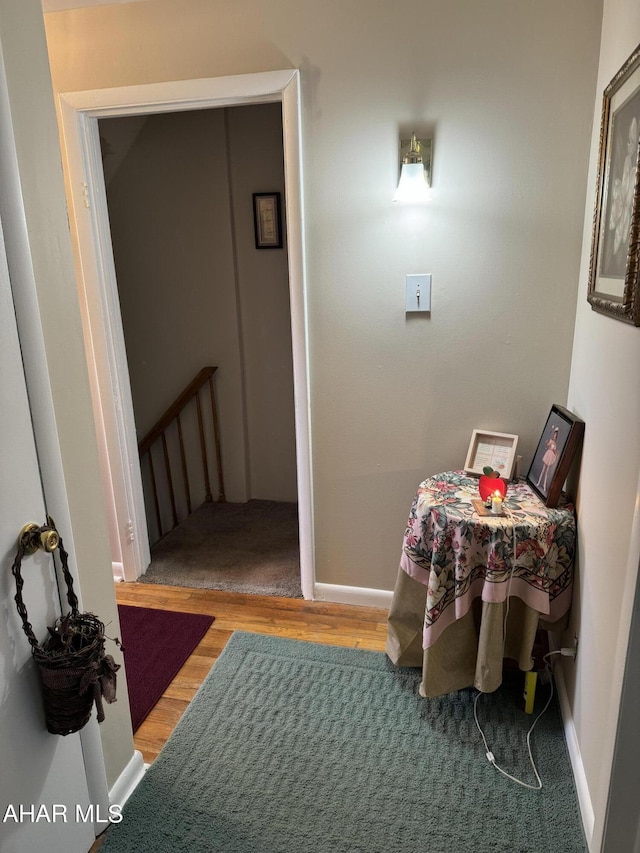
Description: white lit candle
xmin=491 ymin=491 xmax=503 ymax=515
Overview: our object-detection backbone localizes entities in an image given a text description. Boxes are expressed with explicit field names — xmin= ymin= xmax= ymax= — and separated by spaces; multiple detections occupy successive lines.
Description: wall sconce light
xmin=392 ymin=132 xmax=432 ymax=204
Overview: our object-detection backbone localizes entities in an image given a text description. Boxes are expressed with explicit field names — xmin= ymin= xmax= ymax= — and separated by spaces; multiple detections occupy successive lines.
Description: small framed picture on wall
xmin=252 ymin=192 xmax=283 ymax=249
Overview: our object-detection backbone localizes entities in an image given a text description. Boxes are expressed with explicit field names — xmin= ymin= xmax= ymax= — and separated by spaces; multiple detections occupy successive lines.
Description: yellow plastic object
xmin=523 ymin=670 xmax=538 ymax=715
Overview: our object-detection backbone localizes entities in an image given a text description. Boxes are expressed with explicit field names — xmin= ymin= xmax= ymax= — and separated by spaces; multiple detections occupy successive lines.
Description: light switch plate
xmin=405 ymin=274 xmax=431 ymax=312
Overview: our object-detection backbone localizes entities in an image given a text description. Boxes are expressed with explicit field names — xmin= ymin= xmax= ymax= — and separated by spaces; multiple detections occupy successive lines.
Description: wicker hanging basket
xmin=11 ymin=521 xmax=120 ymax=736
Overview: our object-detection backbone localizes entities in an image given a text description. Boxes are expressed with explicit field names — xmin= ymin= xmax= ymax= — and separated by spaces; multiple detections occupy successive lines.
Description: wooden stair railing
xmin=138 ymin=366 xmax=225 ymax=542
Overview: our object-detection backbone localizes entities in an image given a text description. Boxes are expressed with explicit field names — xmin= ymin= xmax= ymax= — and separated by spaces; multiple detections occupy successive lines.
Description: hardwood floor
xmin=115 ymin=582 xmax=390 ymax=765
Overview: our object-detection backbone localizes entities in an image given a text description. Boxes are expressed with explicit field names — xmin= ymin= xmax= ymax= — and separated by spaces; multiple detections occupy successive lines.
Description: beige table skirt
xmin=386 ymin=568 xmax=567 ymax=696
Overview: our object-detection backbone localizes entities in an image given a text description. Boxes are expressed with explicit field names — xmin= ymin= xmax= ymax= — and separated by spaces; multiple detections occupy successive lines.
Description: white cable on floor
xmin=473 ymin=652 xmax=563 ymax=790
xmin=474 ymin=502 xmax=560 ymax=790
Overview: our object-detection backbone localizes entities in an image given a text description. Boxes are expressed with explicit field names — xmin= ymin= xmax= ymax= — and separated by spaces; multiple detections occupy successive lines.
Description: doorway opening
xmin=98 ymin=102 xmax=301 ymax=597
xmin=58 ymin=70 xmax=314 ymax=599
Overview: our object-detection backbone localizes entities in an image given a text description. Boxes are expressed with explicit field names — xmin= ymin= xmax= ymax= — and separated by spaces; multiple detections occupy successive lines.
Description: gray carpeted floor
xmin=100 ymin=632 xmax=587 ymax=853
xmin=140 ymin=499 xmax=302 ymax=598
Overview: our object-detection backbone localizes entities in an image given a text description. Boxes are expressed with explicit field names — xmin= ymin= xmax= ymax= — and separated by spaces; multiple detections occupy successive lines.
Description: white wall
xmin=565 ymin=0 xmax=640 ymax=848
xmin=100 ymin=103 xmax=297 ymax=519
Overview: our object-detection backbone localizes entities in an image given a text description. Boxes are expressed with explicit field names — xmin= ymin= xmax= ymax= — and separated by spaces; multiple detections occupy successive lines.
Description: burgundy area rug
xmin=117 ymin=604 xmax=214 ymax=732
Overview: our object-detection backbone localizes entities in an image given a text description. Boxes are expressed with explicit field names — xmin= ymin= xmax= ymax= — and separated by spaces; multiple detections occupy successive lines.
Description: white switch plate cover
xmin=405 ymin=274 xmax=431 ymax=312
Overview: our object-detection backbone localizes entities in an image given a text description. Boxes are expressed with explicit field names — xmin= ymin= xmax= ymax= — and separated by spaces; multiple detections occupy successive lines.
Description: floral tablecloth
xmin=400 ymin=471 xmax=576 ymax=649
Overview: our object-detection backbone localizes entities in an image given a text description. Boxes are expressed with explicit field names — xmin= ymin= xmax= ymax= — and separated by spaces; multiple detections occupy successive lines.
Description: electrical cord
xmin=473 ymin=501 xmax=568 ymax=789
xmin=501 ymin=505 xmax=518 ymax=646
xmin=474 ymin=650 xmax=575 ymax=790
xmin=470 ymin=499 xmax=517 ymax=644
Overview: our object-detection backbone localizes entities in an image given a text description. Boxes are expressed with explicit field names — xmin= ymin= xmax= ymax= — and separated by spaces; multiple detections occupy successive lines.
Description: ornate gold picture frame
xmin=588 ymin=42 xmax=640 ymax=326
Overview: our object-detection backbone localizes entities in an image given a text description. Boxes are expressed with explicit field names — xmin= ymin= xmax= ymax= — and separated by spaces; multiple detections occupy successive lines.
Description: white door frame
xmin=57 ymin=70 xmax=315 ymax=597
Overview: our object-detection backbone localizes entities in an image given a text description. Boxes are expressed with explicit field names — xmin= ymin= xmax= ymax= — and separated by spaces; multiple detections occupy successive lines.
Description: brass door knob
xmin=18 ymin=523 xmax=60 ymax=555
xmin=39 ymin=529 xmax=60 ymax=552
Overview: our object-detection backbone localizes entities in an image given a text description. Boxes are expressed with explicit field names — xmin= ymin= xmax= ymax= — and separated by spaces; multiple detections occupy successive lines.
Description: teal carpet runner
xmin=101 ymin=632 xmax=587 ymax=852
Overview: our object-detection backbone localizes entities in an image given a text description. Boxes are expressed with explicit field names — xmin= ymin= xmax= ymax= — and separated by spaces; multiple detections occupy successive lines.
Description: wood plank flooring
xmin=115 ymin=582 xmax=389 ymax=765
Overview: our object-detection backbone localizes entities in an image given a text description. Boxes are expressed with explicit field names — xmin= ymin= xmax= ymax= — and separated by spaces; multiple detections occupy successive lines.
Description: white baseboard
xmin=109 ymin=750 xmax=145 ymax=807
xmin=313 ymin=582 xmax=393 ymax=610
xmin=553 ymin=662 xmax=595 ymax=848
xmin=112 ymin=561 xmax=125 ymax=583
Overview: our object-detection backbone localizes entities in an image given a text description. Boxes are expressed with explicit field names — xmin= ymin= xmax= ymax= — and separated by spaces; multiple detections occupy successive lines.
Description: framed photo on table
xmin=526 ymin=404 xmax=585 ymax=508
xmin=252 ymin=192 xmax=283 ymax=249
xmin=588 ymin=41 xmax=640 ymax=326
xmin=464 ymin=430 xmax=519 ymax=479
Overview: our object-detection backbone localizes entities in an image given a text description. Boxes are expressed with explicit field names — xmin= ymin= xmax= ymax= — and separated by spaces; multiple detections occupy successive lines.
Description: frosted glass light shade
xmin=393 ymin=162 xmax=431 ymax=203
